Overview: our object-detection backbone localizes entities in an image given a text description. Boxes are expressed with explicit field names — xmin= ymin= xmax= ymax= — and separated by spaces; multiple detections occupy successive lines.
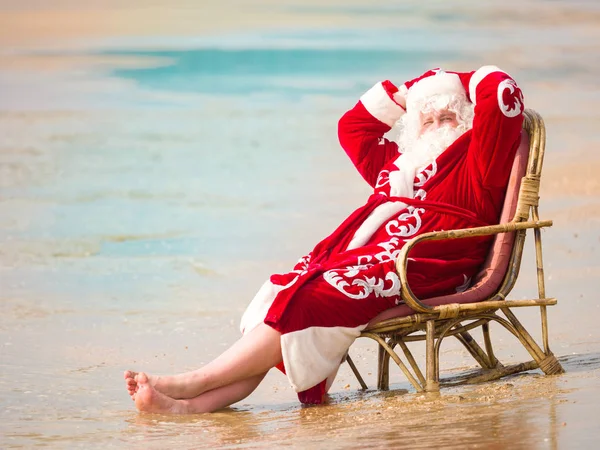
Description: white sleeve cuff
xmin=359 ymin=82 xmax=406 ymax=127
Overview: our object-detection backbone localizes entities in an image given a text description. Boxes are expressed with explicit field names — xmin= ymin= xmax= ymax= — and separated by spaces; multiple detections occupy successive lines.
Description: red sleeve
xmin=338 ymin=81 xmax=406 ymax=187
xmin=461 ymin=66 xmax=525 ymax=189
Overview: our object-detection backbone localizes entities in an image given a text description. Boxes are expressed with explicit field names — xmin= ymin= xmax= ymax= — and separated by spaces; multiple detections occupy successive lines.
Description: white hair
xmin=397 ymin=92 xmax=475 ymax=153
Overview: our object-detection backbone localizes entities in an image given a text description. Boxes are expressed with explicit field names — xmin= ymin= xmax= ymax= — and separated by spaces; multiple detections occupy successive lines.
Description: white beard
xmin=404 ymin=125 xmax=464 ymax=162
xmin=388 ymin=125 xmax=464 ymax=199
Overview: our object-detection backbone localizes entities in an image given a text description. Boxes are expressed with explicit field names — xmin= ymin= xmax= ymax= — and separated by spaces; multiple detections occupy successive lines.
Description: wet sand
xmin=1 ymin=0 xmax=600 ymax=448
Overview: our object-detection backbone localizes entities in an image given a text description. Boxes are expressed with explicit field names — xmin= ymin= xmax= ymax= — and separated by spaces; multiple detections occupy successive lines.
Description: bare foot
xmin=124 ymin=370 xmax=158 ymax=400
xmin=134 ymin=372 xmax=188 ymax=414
xmin=124 ymin=370 xmax=138 ymax=400
xmin=124 ymin=370 xmax=141 ymax=400
xmin=124 ymin=370 xmax=192 ymax=400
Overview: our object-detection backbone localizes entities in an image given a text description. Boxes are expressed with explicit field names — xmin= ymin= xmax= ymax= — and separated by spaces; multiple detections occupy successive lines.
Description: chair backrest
xmin=369 ymin=121 xmax=537 ymax=323
xmin=415 ymin=130 xmax=530 ymax=305
xmin=467 ymin=131 xmax=530 ymax=289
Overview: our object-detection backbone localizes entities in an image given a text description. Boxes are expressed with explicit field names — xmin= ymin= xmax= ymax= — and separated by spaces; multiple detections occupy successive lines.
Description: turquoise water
xmin=104 ymin=27 xmax=465 ymax=99
xmin=111 ymin=47 xmax=437 ymax=97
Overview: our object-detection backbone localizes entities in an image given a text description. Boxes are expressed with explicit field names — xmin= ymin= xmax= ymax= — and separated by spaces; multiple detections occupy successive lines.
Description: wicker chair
xmin=346 ymin=109 xmax=564 ymax=393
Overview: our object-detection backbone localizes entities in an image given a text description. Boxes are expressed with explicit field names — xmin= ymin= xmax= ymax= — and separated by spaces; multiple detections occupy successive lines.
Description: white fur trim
xmin=281 ymin=324 xmax=366 ymax=392
xmin=406 ymin=71 xmax=466 ymax=112
xmin=360 ymin=82 xmax=406 ymax=127
xmin=469 ymin=65 xmax=507 ymax=105
xmin=346 ymin=201 xmax=407 ymax=250
xmin=240 ymin=280 xmax=283 ymax=334
xmin=398 ymin=84 xmax=409 ymax=97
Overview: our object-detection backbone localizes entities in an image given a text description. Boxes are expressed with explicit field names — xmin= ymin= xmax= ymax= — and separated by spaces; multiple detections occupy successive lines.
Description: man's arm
xmin=462 ymin=66 xmax=525 ymax=189
xmin=338 ymin=81 xmax=406 ymax=188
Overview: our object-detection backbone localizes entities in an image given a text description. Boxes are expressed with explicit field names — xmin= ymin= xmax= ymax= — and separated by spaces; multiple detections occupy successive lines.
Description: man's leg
xmin=134 ymin=371 xmax=268 ymax=414
xmin=125 ymin=323 xmax=282 ymax=400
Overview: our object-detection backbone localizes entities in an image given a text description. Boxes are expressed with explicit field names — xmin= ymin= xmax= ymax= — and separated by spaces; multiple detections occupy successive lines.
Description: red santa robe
xmin=240 ymin=65 xmax=525 ymax=403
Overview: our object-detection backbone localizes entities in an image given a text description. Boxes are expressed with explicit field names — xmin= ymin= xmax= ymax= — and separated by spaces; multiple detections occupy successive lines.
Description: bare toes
xmin=135 ymin=380 xmax=183 ymax=414
xmin=125 ymin=370 xmax=141 ymax=401
xmin=137 ymin=372 xmax=149 ymax=384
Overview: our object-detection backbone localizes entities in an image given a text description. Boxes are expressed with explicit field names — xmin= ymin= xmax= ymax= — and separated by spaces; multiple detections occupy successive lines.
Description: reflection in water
xmin=110 ymin=374 xmax=575 ymax=449
xmin=125 ymin=410 xmax=266 ymax=448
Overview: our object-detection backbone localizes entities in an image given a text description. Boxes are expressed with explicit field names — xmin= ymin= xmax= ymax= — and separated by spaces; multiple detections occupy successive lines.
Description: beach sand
xmin=1 ymin=0 xmax=599 ymax=448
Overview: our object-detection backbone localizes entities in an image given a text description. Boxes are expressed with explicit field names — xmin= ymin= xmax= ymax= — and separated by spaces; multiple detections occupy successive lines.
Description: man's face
xmin=418 ymin=109 xmax=459 ymax=137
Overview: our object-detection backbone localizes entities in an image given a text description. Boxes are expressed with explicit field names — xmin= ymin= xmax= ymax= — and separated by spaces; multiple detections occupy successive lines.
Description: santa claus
xmin=125 ymin=65 xmax=525 ymax=413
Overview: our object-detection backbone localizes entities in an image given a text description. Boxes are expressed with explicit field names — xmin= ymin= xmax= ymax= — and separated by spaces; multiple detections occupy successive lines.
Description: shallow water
xmin=1 ymin=0 xmax=600 ymax=448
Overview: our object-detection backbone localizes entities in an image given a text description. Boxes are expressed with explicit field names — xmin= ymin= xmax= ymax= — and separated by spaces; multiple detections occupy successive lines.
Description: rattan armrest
xmin=395 ymin=220 xmax=553 ymax=314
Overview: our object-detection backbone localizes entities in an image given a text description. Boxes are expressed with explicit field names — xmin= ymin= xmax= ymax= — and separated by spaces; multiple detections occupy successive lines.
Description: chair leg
xmin=447 ymin=360 xmax=539 ymax=385
xmin=377 ymin=342 xmax=391 ymax=390
xmin=398 ymin=340 xmax=427 ymax=387
xmin=532 ymin=207 xmax=551 ymax=354
xmin=530 ymin=206 xmax=563 ymax=374
xmin=501 ymin=308 xmax=564 ymax=375
xmin=363 ymin=332 xmax=425 ymax=392
xmin=345 ymin=354 xmax=368 ymax=390
xmin=482 ymin=322 xmax=500 ymax=368
xmin=456 ymin=330 xmax=496 ymax=370
xmin=426 ymin=320 xmax=440 ymax=392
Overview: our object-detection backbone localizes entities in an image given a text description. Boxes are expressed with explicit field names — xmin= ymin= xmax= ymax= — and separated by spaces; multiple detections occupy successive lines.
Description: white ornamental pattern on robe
xmin=322 ymin=255 xmax=401 ymax=300
xmin=277 ymin=254 xmax=312 ymax=290
xmin=375 ymin=170 xmax=390 ymax=191
xmin=413 ymin=161 xmax=436 ymax=200
xmin=414 ymin=161 xmax=436 ymax=189
xmin=497 ymin=79 xmax=524 ymax=118
xmin=323 ymin=160 xmax=434 ymax=300
xmin=375 ymin=160 xmax=436 ymax=199
xmin=385 ymin=206 xmax=426 ymax=238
